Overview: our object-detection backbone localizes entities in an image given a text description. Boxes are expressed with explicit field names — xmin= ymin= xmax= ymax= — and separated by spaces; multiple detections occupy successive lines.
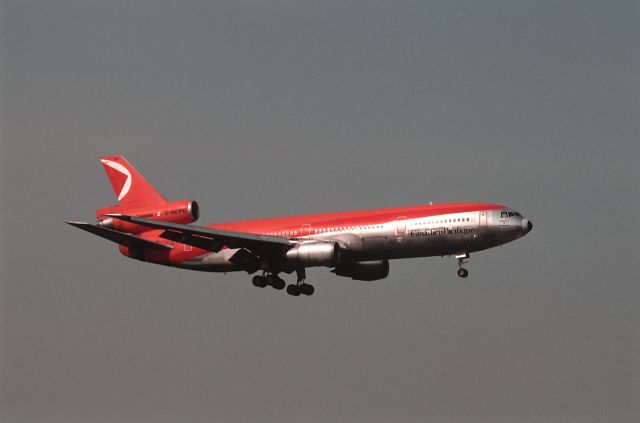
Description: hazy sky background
xmin=1 ymin=1 xmax=638 ymax=422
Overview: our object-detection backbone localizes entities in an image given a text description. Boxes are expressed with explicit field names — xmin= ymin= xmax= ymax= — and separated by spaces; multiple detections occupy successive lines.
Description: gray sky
xmin=1 ymin=1 xmax=638 ymax=422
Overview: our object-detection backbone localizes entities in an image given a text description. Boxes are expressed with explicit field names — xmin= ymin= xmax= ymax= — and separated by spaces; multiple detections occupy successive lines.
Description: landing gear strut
xmin=456 ymin=253 xmax=470 ymax=278
xmin=286 ymin=269 xmax=315 ymax=296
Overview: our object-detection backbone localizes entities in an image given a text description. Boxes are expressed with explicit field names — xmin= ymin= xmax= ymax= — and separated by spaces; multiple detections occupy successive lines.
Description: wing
xmin=66 ymin=221 xmax=172 ymax=250
xmin=106 ymin=214 xmax=292 ymax=256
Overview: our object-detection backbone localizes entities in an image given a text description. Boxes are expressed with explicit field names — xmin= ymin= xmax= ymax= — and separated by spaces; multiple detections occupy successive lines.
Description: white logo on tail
xmin=100 ymin=159 xmax=132 ymax=201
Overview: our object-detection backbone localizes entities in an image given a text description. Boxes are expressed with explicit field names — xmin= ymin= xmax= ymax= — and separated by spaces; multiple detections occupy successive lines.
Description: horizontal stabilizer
xmin=66 ymin=221 xmax=172 ymax=250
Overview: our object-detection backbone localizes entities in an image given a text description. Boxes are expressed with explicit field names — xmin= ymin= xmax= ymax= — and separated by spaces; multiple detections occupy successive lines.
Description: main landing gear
xmin=251 ymin=269 xmax=314 ymax=296
xmin=252 ymin=273 xmax=285 ymax=290
xmin=286 ymin=269 xmax=314 ymax=297
xmin=456 ymin=253 xmax=470 ymax=278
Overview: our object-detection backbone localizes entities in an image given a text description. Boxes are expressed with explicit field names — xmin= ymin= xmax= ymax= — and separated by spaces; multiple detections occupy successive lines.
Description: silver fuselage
xmin=181 ymin=207 xmax=532 ymax=272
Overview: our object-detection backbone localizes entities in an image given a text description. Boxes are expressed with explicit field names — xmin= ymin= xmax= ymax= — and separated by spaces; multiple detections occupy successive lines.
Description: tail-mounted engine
xmin=333 ymin=260 xmax=389 ymax=281
xmin=286 ymin=242 xmax=340 ymax=267
xmin=96 ymin=200 xmax=199 ymax=233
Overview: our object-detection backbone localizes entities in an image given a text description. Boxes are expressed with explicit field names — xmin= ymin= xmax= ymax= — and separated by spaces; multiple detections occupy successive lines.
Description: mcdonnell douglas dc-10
xmin=68 ymin=156 xmax=533 ymax=296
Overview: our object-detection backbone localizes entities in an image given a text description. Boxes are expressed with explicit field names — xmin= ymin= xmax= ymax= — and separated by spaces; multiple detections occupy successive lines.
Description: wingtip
xmin=66 ymin=220 xmax=88 ymax=226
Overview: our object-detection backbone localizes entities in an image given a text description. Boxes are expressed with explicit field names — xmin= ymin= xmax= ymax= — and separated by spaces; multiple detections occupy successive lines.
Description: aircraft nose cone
xmin=522 ymin=219 xmax=533 ymax=233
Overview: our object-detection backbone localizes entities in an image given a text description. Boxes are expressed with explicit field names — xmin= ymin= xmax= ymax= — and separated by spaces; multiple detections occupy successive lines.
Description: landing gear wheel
xmin=252 ymin=275 xmax=268 ymax=288
xmin=285 ymin=269 xmax=313 ymax=297
xmin=300 ymin=284 xmax=315 ymax=296
xmin=456 ymin=253 xmax=470 ymax=279
xmin=271 ymin=276 xmax=285 ymax=290
xmin=286 ymin=284 xmax=301 ymax=296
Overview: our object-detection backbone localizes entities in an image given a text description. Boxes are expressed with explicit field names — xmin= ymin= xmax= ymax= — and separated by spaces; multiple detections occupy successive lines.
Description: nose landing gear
xmin=455 ymin=252 xmax=470 ymax=278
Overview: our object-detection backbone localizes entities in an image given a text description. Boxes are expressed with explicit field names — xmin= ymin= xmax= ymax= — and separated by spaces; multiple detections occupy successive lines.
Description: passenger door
xmin=395 ymin=216 xmax=407 ymax=236
xmin=479 ymin=211 xmax=487 ymax=227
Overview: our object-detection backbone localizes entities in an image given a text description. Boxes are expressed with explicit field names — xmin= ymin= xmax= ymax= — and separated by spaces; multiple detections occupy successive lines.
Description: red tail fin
xmin=100 ymin=156 xmax=167 ymax=207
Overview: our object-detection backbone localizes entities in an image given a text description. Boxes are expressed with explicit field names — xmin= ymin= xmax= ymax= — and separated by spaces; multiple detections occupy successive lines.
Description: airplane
xmin=67 ymin=156 xmax=533 ymax=296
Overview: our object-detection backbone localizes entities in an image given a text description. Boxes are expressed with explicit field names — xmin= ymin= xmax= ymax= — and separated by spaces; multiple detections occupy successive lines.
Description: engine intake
xmin=97 ymin=200 xmax=199 ymax=233
xmin=286 ymin=242 xmax=340 ymax=267
xmin=333 ymin=260 xmax=389 ymax=281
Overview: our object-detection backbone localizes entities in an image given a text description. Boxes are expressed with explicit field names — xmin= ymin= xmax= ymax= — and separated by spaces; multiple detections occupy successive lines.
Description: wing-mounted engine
xmin=286 ymin=242 xmax=340 ymax=267
xmin=96 ymin=200 xmax=199 ymax=233
xmin=333 ymin=260 xmax=389 ymax=281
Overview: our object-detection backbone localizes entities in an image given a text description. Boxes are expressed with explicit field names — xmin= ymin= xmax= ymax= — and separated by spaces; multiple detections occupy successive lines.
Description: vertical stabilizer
xmin=100 ymin=156 xmax=167 ymax=207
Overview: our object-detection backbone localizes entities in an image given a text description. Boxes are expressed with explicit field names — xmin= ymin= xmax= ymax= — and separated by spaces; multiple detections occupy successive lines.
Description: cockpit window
xmin=501 ymin=212 xmax=508 ymax=218
xmin=508 ymin=212 xmax=514 ymax=217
